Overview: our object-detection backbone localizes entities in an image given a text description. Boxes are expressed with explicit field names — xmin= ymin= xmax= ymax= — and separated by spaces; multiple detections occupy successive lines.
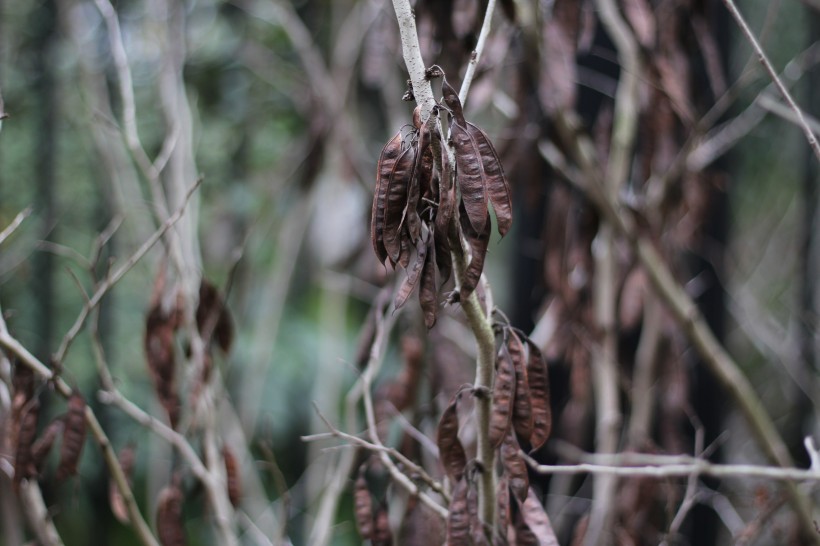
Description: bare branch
xmin=0 ymin=208 xmax=32 ymax=247
xmin=721 ymin=0 xmax=820 ymax=162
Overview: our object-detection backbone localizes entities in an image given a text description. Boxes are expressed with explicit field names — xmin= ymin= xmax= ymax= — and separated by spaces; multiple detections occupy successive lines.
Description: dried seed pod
xmin=13 ymin=400 xmax=40 ymax=487
xmin=31 ymin=419 xmax=64 ymax=473
xmin=372 ymin=131 xmax=404 ymax=265
xmin=488 ymin=346 xmax=515 ymax=448
xmin=446 ymin=477 xmax=470 ymax=546
xmin=525 ymin=339 xmax=552 ymax=451
xmin=496 ymin=475 xmax=511 ymax=540
xmin=508 ymin=331 xmax=533 ymax=443
xmin=354 ymin=464 xmax=373 ymax=540
xmin=434 ymin=129 xmax=455 ymax=285
xmin=406 ymin=120 xmax=434 ymax=243
xmin=196 ymin=279 xmax=234 ymax=353
xmin=372 ymin=502 xmax=392 ymax=546
xmin=500 ymin=429 xmax=528 ymax=502
xmin=458 ymin=202 xmax=492 ymax=301
xmin=464 ymin=122 xmax=512 ymax=237
xmin=222 ymin=444 xmax=241 ymax=508
xmin=436 ymin=393 xmax=467 ymax=482
xmin=394 ymin=228 xmax=429 ymax=310
xmin=441 ymin=78 xmax=466 ymax=126
xmin=56 ymin=392 xmax=86 ymax=482
xmin=145 ymin=299 xmax=181 ymax=429
xmin=418 ymin=229 xmax=438 ymax=329
xmin=515 ymin=488 xmax=559 ymax=546
xmin=383 ymin=145 xmax=417 ymax=264
xmin=467 ymin=477 xmax=490 ymax=545
xmin=156 ymin=482 xmax=186 ymax=546
xmin=110 ymin=444 xmax=136 ymax=524
xmin=451 ymin=121 xmax=489 ymax=235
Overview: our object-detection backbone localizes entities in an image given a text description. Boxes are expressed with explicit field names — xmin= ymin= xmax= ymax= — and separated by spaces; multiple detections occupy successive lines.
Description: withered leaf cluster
xmin=371 ymin=69 xmax=512 ymax=327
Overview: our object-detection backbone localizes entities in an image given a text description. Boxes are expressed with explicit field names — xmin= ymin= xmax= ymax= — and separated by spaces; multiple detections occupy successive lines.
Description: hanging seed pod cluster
xmin=431 ymin=324 xmax=554 ymax=542
xmin=370 ymin=69 xmax=512 ymax=327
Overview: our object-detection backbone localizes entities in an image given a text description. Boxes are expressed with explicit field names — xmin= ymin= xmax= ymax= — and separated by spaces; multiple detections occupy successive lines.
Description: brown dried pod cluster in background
xmin=110 ymin=444 xmax=136 ymax=524
xmin=370 ymin=68 xmax=512 ymax=326
xmin=144 ymin=279 xmax=183 ymax=429
xmin=196 ymin=279 xmax=234 ymax=354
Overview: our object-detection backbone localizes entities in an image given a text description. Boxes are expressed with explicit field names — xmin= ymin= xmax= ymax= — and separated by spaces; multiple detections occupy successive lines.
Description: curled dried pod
xmin=508 ymin=331 xmax=533 ymax=443
xmin=372 ymin=502 xmax=392 ymax=546
xmin=56 ymin=392 xmax=86 ymax=482
xmin=372 ymin=131 xmax=404 ymax=265
xmin=196 ymin=279 xmax=234 ymax=353
xmin=13 ymin=400 xmax=40 ymax=487
xmin=31 ymin=419 xmax=64 ymax=474
xmin=525 ymin=339 xmax=552 ymax=451
xmin=500 ymin=429 xmax=528 ymax=502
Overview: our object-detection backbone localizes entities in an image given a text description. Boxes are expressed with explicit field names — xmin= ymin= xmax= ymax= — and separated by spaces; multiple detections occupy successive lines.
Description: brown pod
xmin=509 ymin=331 xmax=533 ymax=443
xmin=394 ymin=228 xmax=429 ymax=310
xmin=446 ymin=477 xmax=470 ymax=546
xmin=500 ymin=429 xmax=528 ymax=502
xmin=451 ymin=121 xmax=489 ymax=235
xmin=196 ymin=279 xmax=234 ymax=353
xmin=383 ymin=145 xmax=417 ymax=264
xmin=56 ymin=392 xmax=86 ymax=482
xmin=372 ymin=502 xmax=392 ymax=546
xmin=488 ymin=347 xmax=515 ymax=448
xmin=156 ymin=482 xmax=186 ymax=546
xmin=436 ymin=393 xmax=466 ymax=482
xmin=222 ymin=444 xmax=241 ymax=508
xmin=458 ymin=201 xmax=492 ymax=301
xmin=525 ymin=339 xmax=552 ymax=451
xmin=372 ymin=131 xmax=404 ymax=264
xmin=467 ymin=478 xmax=489 ymax=545
xmin=465 ymin=122 xmax=512 ymax=237
xmin=515 ymin=487 xmax=559 ymax=546
xmin=496 ymin=475 xmax=511 ymax=540
xmin=434 ymin=128 xmax=455 ymax=285
xmin=13 ymin=400 xmax=40 ymax=486
xmin=31 ymin=418 xmax=64 ymax=473
xmin=110 ymin=444 xmax=136 ymax=524
xmin=353 ymin=464 xmax=374 ymax=540
xmin=145 ymin=300 xmax=181 ymax=429
xmin=406 ymin=120 xmax=433 ymax=243
xmin=418 ymin=229 xmax=438 ymax=329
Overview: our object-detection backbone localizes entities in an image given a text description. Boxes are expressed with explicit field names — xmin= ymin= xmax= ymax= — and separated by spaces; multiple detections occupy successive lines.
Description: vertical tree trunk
xmin=31 ymin=0 xmax=58 ymax=360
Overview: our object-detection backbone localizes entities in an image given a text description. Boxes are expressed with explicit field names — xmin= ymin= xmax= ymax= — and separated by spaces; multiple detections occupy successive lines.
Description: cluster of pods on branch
xmin=8 ymin=362 xmax=88 ymax=488
xmin=370 ymin=68 xmax=512 ymax=328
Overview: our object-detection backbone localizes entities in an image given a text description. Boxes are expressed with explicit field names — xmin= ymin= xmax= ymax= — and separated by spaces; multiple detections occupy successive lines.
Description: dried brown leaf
xmin=56 ymin=392 xmax=86 ymax=482
xmin=372 ymin=131 xmax=404 ymax=265
xmin=488 ymin=345 xmax=515 ymax=448
xmin=436 ymin=393 xmax=467 ymax=482
xmin=446 ymin=477 xmax=470 ymax=546
xmin=509 ymin=331 xmax=533 ymax=444
xmin=500 ymin=429 xmax=528 ymax=502
xmin=525 ymin=340 xmax=552 ymax=452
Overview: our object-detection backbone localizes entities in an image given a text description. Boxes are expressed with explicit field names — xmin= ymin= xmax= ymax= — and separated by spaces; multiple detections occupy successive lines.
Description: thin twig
xmin=18 ymin=481 xmax=64 ymax=546
xmin=721 ymin=0 xmax=820 ymax=162
xmin=53 ymin=179 xmax=201 ymax=365
xmin=458 ymin=0 xmax=498 ymax=106
xmin=0 ymin=208 xmax=32 ymax=247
